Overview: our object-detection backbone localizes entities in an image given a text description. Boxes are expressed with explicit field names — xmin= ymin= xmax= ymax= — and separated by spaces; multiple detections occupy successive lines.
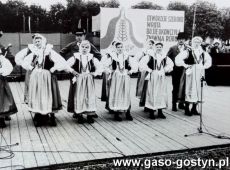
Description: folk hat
xmin=177 ymin=32 xmax=187 ymax=40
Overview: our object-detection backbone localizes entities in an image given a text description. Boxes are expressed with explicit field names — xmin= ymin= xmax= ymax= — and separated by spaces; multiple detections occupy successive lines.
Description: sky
xmin=1 ymin=0 xmax=230 ymax=10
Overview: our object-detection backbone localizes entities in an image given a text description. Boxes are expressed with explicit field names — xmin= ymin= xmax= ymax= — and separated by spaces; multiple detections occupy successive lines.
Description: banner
xmin=100 ymin=7 xmax=184 ymax=55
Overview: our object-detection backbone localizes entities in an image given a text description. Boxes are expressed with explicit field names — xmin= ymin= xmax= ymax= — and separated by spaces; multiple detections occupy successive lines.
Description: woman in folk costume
xmin=15 ymin=34 xmax=39 ymax=104
xmin=101 ymin=41 xmax=117 ymax=102
xmin=107 ymin=42 xmax=138 ymax=121
xmin=139 ymin=42 xmax=174 ymax=119
xmin=0 ymin=50 xmax=18 ymax=128
xmin=67 ymin=40 xmax=103 ymax=124
xmin=136 ymin=39 xmax=155 ymax=99
xmin=175 ymin=36 xmax=212 ymax=116
xmin=23 ymin=34 xmax=66 ymax=127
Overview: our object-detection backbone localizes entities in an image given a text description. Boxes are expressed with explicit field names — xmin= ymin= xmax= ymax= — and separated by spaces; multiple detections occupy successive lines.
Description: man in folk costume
xmin=136 ymin=39 xmax=155 ymax=99
xmin=107 ymin=42 xmax=138 ymax=121
xmin=67 ymin=40 xmax=103 ymax=124
xmin=15 ymin=34 xmax=39 ymax=104
xmin=23 ymin=34 xmax=68 ymax=127
xmin=139 ymin=43 xmax=174 ymax=119
xmin=0 ymin=49 xmax=18 ymax=128
xmin=101 ymin=41 xmax=117 ymax=102
xmin=167 ymin=32 xmax=188 ymax=111
xmin=175 ymin=36 xmax=212 ymax=116
xmin=60 ymin=28 xmax=102 ymax=61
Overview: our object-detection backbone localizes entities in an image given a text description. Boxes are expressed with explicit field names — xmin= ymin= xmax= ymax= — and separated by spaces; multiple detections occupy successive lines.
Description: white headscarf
xmin=192 ymin=36 xmax=204 ymax=57
xmin=79 ymin=40 xmax=91 ymax=54
xmin=30 ymin=34 xmax=53 ymax=65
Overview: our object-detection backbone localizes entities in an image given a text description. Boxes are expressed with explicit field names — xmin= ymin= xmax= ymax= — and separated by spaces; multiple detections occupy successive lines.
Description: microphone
xmin=201 ymin=76 xmax=205 ymax=81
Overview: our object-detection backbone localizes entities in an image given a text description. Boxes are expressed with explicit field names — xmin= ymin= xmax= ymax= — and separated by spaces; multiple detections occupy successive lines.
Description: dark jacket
xmin=60 ymin=41 xmax=102 ymax=61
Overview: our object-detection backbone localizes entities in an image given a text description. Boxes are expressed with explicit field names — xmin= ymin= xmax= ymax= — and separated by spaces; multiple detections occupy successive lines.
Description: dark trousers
xmin=172 ymin=67 xmax=184 ymax=104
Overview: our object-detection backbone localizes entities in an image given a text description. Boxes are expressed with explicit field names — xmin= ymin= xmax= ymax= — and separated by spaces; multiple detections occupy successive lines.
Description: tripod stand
xmin=0 ymin=128 xmax=17 ymax=159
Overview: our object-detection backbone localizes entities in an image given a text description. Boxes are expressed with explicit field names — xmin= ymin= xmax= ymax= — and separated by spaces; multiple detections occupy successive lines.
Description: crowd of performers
xmin=0 ymin=30 xmax=212 ymax=128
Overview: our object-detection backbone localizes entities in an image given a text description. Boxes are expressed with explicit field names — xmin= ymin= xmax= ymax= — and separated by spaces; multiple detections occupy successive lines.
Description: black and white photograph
xmin=0 ymin=0 xmax=230 ymax=169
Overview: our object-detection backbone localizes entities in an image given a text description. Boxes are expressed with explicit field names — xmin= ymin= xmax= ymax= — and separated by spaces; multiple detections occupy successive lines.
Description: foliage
xmin=0 ymin=0 xmax=229 ymax=39
xmin=100 ymin=0 xmax=120 ymax=8
xmin=131 ymin=1 xmax=163 ymax=10
xmin=187 ymin=1 xmax=224 ymax=39
xmin=167 ymin=1 xmax=190 ymax=37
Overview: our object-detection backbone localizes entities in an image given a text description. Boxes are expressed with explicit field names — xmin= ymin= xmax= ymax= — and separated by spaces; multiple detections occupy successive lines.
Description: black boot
xmin=77 ymin=115 xmax=86 ymax=124
xmin=149 ymin=110 xmax=155 ymax=119
xmin=144 ymin=107 xmax=149 ymax=112
xmin=73 ymin=113 xmax=78 ymax=119
xmin=33 ymin=113 xmax=42 ymax=127
xmin=91 ymin=113 xmax=98 ymax=118
xmin=158 ymin=109 xmax=166 ymax=119
xmin=0 ymin=118 xmax=6 ymax=128
xmin=178 ymin=103 xmax=185 ymax=110
xmin=191 ymin=104 xmax=200 ymax=115
xmin=5 ymin=116 xmax=11 ymax=121
xmin=114 ymin=113 xmax=122 ymax=121
xmin=126 ymin=110 xmax=133 ymax=121
xmin=87 ymin=115 xmax=95 ymax=124
xmin=172 ymin=102 xmax=177 ymax=111
xmin=185 ymin=103 xmax=192 ymax=116
xmin=49 ymin=113 xmax=57 ymax=126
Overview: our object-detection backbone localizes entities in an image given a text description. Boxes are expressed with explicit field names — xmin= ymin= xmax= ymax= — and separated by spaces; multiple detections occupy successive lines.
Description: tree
xmin=0 ymin=0 xmax=30 ymax=32
xmin=49 ymin=3 xmax=67 ymax=32
xmin=220 ymin=7 xmax=230 ymax=40
xmin=131 ymin=1 xmax=163 ymax=10
xmin=167 ymin=2 xmax=190 ymax=37
xmin=29 ymin=5 xmax=48 ymax=32
xmin=65 ymin=0 xmax=87 ymax=33
xmin=86 ymin=1 xmax=100 ymax=16
xmin=100 ymin=0 xmax=120 ymax=8
xmin=187 ymin=1 xmax=223 ymax=39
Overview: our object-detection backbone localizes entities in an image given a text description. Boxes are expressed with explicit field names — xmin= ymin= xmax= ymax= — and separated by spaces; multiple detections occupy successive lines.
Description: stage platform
xmin=0 ymin=77 xmax=230 ymax=169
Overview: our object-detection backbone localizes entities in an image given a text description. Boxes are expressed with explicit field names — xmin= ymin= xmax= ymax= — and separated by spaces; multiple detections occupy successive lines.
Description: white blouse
xmin=0 ymin=55 xmax=13 ymax=76
xmin=106 ymin=52 xmax=138 ymax=73
xmin=67 ymin=52 xmax=103 ymax=76
xmin=175 ymin=48 xmax=212 ymax=69
xmin=22 ymin=44 xmax=69 ymax=72
xmin=139 ymin=52 xmax=174 ymax=73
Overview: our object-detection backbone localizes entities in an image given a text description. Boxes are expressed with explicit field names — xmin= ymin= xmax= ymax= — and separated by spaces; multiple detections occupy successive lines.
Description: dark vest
xmin=185 ymin=50 xmax=205 ymax=65
xmin=27 ymin=48 xmax=54 ymax=70
xmin=147 ymin=56 xmax=166 ymax=70
xmin=72 ymin=56 xmax=96 ymax=73
xmin=111 ymin=54 xmax=131 ymax=71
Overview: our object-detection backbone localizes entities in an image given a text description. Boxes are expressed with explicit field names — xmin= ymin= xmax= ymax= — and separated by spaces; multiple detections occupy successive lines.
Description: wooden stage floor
xmin=0 ymin=77 xmax=230 ymax=169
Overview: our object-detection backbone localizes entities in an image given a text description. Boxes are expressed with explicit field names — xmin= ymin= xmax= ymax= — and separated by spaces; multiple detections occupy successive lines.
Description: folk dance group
xmin=0 ymin=30 xmax=212 ymax=128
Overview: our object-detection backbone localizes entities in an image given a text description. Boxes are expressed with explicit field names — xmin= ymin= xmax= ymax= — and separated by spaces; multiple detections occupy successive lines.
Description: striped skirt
xmin=141 ymin=71 xmax=168 ymax=110
xmin=28 ymin=69 xmax=62 ymax=114
xmin=0 ymin=76 xmax=17 ymax=117
xmin=185 ymin=65 xmax=204 ymax=103
xmin=68 ymin=73 xmax=97 ymax=114
xmin=108 ymin=71 xmax=131 ymax=112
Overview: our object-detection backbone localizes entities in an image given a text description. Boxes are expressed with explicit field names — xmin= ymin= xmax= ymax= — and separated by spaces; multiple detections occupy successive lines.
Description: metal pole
xmin=199 ymin=76 xmax=204 ymax=133
xmin=192 ymin=2 xmax=198 ymax=38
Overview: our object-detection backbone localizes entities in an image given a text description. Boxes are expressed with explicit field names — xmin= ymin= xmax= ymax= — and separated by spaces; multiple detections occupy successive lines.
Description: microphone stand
xmin=184 ymin=76 xmax=224 ymax=138
xmin=198 ymin=76 xmax=205 ymax=133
